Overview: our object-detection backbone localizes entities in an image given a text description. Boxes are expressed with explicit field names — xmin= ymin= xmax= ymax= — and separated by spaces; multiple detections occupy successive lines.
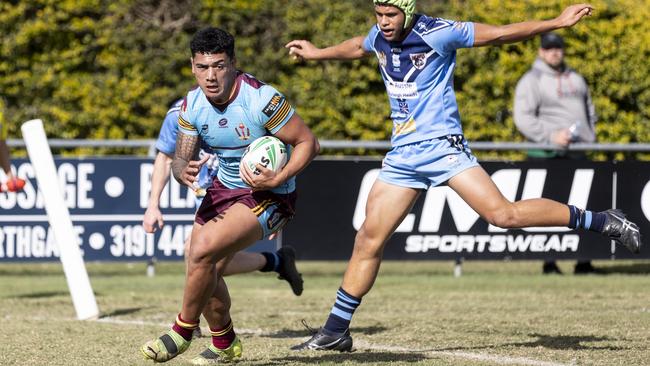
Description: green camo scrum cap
xmin=373 ymin=0 xmax=416 ymax=28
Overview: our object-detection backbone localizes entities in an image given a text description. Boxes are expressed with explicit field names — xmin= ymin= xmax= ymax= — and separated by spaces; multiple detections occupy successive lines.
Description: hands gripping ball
xmin=240 ymin=136 xmax=288 ymax=175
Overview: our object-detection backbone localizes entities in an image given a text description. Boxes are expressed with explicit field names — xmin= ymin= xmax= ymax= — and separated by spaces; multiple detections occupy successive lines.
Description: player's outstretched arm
xmin=285 ymin=36 xmax=368 ymax=61
xmin=473 ymin=4 xmax=593 ymax=47
xmin=143 ymin=151 xmax=172 ymax=233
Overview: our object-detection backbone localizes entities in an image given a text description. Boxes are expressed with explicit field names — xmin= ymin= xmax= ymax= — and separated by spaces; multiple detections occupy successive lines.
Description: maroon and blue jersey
xmin=178 ymin=72 xmax=295 ymax=194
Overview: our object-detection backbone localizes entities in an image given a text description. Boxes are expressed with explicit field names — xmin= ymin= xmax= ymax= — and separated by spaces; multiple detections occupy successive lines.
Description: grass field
xmin=0 ymin=260 xmax=649 ymax=366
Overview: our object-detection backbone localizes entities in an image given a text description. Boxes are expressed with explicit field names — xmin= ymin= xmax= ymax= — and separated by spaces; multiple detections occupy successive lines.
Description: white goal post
xmin=21 ymin=119 xmax=99 ymax=320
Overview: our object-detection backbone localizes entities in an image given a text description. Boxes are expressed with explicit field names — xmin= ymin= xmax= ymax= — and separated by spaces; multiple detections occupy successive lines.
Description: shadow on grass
xmin=0 ymin=268 xmax=64 ymax=277
xmin=508 ymin=333 xmax=628 ymax=351
xmin=10 ymin=291 xmax=68 ymax=299
xmin=437 ymin=333 xmax=627 ymax=351
xmin=265 ymin=324 xmax=388 ymax=339
xmin=100 ymin=307 xmax=145 ymax=318
xmin=270 ymin=351 xmax=427 ymax=364
xmin=593 ymin=262 xmax=650 ymax=275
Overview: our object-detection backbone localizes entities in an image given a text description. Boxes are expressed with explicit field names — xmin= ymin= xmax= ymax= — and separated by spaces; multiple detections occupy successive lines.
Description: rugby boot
xmin=601 ymin=209 xmax=642 ymax=254
xmin=291 ymin=327 xmax=353 ymax=352
xmin=141 ymin=329 xmax=192 ymax=362
xmin=276 ymin=246 xmax=304 ymax=296
xmin=191 ymin=336 xmax=243 ymax=365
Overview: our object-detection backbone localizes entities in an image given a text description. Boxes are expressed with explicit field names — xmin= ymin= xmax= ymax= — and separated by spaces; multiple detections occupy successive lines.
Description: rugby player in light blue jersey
xmin=142 ymin=99 xmax=305 ymax=297
xmin=287 ymin=0 xmax=642 ymax=351
xmin=141 ymin=28 xmax=319 ymax=364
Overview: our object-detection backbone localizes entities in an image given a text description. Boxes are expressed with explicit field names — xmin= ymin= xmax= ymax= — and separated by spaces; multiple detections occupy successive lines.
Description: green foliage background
xmin=1 ymin=0 xmax=648 ymax=156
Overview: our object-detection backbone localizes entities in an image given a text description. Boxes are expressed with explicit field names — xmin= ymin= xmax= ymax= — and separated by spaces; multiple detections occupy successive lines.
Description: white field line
xmin=94 ymin=316 xmax=573 ymax=366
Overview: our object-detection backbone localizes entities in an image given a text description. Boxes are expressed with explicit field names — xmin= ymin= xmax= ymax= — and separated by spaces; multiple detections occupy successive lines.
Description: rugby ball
xmin=240 ymin=136 xmax=288 ymax=175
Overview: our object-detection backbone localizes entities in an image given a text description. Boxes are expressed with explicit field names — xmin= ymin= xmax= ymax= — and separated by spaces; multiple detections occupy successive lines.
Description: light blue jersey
xmin=156 ymin=99 xmax=216 ymax=197
xmin=363 ymin=15 xmax=474 ymax=147
xmin=178 ymin=72 xmax=295 ymax=194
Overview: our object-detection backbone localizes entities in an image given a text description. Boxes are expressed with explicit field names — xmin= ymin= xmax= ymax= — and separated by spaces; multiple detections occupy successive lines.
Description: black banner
xmin=1 ymin=158 xmax=647 ymax=262
xmin=0 ymin=158 xmax=274 ymax=262
xmin=284 ymin=159 xmax=649 ymax=261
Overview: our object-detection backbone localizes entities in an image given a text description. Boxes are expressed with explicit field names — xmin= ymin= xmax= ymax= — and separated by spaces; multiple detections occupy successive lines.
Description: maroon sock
xmin=210 ymin=320 xmax=236 ymax=349
xmin=171 ymin=313 xmax=199 ymax=341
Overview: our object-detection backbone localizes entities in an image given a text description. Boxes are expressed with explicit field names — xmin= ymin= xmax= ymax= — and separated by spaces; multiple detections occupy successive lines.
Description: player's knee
xmin=353 ymin=228 xmax=384 ymax=257
xmin=187 ymin=236 xmax=217 ymax=266
xmin=484 ymin=206 xmax=518 ymax=228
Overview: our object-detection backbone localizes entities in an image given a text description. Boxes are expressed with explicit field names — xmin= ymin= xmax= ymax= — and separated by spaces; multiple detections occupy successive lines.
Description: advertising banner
xmin=1 ymin=158 xmax=648 ymax=262
xmin=0 ymin=158 xmax=272 ymax=262
xmin=285 ymin=159 xmax=649 ymax=261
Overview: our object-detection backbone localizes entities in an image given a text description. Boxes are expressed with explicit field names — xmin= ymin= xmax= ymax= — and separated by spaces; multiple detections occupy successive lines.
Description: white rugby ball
xmin=240 ymin=136 xmax=288 ymax=175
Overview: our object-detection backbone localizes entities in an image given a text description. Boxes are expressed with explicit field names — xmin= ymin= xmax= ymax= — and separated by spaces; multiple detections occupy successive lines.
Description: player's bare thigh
xmin=447 ymin=165 xmax=511 ymax=220
xmin=360 ymin=179 xmax=420 ymax=242
xmin=188 ymin=203 xmax=263 ymax=264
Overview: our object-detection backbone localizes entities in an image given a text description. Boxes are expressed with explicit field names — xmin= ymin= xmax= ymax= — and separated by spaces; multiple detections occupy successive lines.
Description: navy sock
xmin=323 ymin=287 xmax=361 ymax=334
xmin=259 ymin=251 xmax=279 ymax=272
xmin=567 ymin=205 xmax=607 ymax=233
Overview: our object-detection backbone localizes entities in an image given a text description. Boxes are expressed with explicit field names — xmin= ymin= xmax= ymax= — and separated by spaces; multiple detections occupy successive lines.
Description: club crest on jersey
xmin=235 ymin=123 xmax=251 ymax=140
xmin=377 ymin=52 xmax=387 ymax=68
xmin=263 ymin=93 xmax=285 ymax=118
xmin=218 ymin=118 xmax=228 ymax=128
xmin=410 ymin=53 xmax=427 ymax=70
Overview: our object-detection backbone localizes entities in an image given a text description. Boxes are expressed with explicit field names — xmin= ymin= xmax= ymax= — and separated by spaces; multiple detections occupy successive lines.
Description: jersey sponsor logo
xmin=200 ymin=124 xmax=209 ymax=135
xmin=263 ymin=93 xmax=285 ymax=117
xmin=398 ymin=101 xmax=410 ymax=114
xmin=414 ymin=18 xmax=453 ymax=36
xmin=410 ymin=53 xmax=427 ymax=70
xmin=266 ymin=208 xmax=285 ymax=230
xmin=264 ymin=100 xmax=292 ymax=131
xmin=391 ymin=53 xmax=401 ymax=71
xmin=378 ymin=52 xmax=387 ymax=67
xmin=386 ymin=81 xmax=419 ymax=99
xmin=235 ymin=123 xmax=251 ymax=140
xmin=218 ymin=118 xmax=228 ymax=128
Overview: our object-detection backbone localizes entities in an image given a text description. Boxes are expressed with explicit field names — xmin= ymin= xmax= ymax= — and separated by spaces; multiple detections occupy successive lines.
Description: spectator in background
xmin=513 ymin=32 xmax=598 ymax=274
xmin=0 ymin=98 xmax=25 ymax=193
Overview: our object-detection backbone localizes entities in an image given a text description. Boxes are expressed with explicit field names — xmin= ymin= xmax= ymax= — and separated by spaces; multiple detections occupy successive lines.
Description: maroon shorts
xmin=195 ymin=179 xmax=297 ymax=237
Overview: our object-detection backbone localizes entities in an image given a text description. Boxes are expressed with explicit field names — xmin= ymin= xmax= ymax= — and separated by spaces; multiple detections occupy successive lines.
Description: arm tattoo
xmin=171 ymin=133 xmax=200 ymax=183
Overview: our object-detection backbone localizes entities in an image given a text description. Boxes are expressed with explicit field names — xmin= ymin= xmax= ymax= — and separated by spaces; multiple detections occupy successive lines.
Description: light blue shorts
xmin=378 ymin=136 xmax=479 ymax=190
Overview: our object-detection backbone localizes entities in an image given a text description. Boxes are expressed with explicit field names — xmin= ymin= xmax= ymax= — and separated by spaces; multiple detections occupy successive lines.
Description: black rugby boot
xmin=276 ymin=246 xmax=304 ymax=296
xmin=291 ymin=328 xmax=353 ymax=352
xmin=601 ymin=209 xmax=642 ymax=254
